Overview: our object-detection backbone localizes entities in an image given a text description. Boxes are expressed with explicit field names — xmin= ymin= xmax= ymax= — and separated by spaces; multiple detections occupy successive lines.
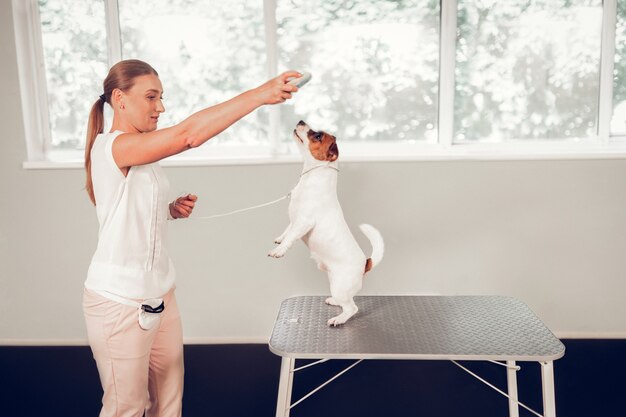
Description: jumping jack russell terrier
xmin=268 ymin=121 xmax=384 ymax=326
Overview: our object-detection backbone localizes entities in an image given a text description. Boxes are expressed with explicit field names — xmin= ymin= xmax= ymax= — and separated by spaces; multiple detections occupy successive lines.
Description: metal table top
xmin=269 ymin=296 xmax=565 ymax=361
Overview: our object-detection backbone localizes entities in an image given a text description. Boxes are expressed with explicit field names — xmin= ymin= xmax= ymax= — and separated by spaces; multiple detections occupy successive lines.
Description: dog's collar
xmin=300 ymin=163 xmax=339 ymax=177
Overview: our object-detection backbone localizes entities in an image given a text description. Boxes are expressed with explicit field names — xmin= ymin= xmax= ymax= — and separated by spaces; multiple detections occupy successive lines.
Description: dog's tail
xmin=360 ymin=224 xmax=384 ymax=274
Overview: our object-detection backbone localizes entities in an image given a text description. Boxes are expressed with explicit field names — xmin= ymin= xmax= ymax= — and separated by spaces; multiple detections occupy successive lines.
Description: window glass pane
xmin=277 ymin=0 xmax=440 ymax=144
xmin=455 ymin=0 xmax=602 ymax=142
xmin=612 ymin=0 xmax=626 ymax=135
xmin=118 ymin=0 xmax=267 ymax=148
xmin=38 ymin=0 xmax=107 ymax=157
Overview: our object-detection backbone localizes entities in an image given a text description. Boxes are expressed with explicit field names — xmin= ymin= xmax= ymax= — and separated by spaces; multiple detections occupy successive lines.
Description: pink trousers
xmin=83 ymin=288 xmax=184 ymax=417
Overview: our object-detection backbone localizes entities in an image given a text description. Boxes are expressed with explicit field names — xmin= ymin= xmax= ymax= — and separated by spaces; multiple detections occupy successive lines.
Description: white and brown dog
xmin=269 ymin=121 xmax=384 ymax=326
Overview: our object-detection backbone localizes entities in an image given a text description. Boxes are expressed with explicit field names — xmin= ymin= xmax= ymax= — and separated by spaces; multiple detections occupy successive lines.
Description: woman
xmin=83 ymin=59 xmax=300 ymax=417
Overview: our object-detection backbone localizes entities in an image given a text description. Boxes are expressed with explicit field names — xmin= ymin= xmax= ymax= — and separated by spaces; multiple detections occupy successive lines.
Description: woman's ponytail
xmin=85 ymin=97 xmax=105 ymax=205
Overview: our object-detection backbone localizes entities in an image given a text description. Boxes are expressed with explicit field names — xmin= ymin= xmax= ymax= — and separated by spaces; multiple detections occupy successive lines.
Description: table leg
xmin=506 ymin=361 xmax=519 ymax=417
xmin=275 ymin=357 xmax=295 ymax=417
xmin=541 ymin=361 xmax=557 ymax=417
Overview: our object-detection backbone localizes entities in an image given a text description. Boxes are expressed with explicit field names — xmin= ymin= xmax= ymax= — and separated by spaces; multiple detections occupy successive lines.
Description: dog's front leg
xmin=274 ymin=224 xmax=292 ymax=244
xmin=268 ymin=220 xmax=314 ymax=258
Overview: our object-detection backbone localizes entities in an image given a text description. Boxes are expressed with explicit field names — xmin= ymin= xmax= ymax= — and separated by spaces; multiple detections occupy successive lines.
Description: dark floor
xmin=0 ymin=339 xmax=624 ymax=417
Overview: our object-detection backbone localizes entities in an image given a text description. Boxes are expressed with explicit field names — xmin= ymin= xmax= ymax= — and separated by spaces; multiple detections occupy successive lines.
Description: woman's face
xmin=119 ymin=74 xmax=165 ymax=133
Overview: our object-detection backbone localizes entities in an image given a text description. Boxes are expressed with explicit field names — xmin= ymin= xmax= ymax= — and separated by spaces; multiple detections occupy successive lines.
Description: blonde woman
xmin=83 ymin=59 xmax=300 ymax=417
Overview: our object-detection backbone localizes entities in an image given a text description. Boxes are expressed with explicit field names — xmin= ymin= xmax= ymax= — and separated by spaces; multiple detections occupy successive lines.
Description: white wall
xmin=1 ymin=0 xmax=625 ymax=344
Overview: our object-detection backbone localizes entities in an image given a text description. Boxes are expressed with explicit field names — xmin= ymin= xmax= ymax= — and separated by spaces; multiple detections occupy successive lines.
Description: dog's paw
xmin=274 ymin=237 xmax=283 ymax=244
xmin=268 ymin=246 xmax=287 ymax=258
xmin=325 ymin=297 xmax=340 ymax=306
xmin=327 ymin=315 xmax=347 ymax=327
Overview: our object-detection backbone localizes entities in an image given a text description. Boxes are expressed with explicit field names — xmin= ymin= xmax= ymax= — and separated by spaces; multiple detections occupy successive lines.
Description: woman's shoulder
xmin=100 ymin=129 xmax=125 ymax=140
xmin=92 ymin=129 xmax=118 ymax=140
xmin=91 ymin=130 xmax=127 ymax=171
xmin=92 ymin=130 xmax=124 ymax=148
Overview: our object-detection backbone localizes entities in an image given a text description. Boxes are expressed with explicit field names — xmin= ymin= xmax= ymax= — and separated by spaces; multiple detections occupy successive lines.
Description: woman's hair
xmin=85 ymin=59 xmax=159 ymax=205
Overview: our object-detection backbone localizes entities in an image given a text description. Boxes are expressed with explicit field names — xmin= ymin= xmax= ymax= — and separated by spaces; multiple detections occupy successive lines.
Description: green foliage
xmin=38 ymin=0 xmax=107 ymax=148
xmin=455 ymin=0 xmax=603 ymax=141
xmin=277 ymin=0 xmax=439 ymax=142
xmin=614 ymin=0 xmax=626 ymax=103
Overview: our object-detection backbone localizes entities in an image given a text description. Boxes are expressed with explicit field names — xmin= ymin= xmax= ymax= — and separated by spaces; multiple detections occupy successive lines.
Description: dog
xmin=268 ymin=121 xmax=384 ymax=326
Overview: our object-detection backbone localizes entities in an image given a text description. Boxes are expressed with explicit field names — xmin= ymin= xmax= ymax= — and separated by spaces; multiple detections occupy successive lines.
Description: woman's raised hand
xmin=254 ymin=71 xmax=301 ymax=105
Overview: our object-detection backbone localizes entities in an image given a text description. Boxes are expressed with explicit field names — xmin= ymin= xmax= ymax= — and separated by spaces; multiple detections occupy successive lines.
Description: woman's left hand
xmin=170 ymin=194 xmax=197 ymax=219
xmin=254 ymin=71 xmax=301 ymax=105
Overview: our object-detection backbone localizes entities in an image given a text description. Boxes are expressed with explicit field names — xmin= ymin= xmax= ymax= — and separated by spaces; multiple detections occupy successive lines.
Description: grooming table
xmin=269 ymin=295 xmax=565 ymax=417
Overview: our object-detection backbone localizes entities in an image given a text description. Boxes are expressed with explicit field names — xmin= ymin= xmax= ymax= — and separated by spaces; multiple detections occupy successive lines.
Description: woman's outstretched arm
xmin=113 ymin=71 xmax=300 ymax=169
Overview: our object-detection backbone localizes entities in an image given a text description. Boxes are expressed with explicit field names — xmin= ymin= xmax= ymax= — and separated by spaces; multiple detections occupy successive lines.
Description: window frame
xmin=14 ymin=0 xmax=626 ymax=170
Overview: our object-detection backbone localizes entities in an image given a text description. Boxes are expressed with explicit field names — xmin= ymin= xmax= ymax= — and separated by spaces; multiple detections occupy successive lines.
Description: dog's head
xmin=293 ymin=120 xmax=339 ymax=162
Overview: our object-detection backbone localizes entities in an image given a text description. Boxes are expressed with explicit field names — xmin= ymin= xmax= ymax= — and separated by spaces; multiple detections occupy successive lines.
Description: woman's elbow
xmin=175 ymin=130 xmax=199 ymax=150
xmin=183 ymin=132 xmax=216 ymax=149
xmin=184 ymin=135 xmax=198 ymax=149
xmin=174 ymin=123 xmax=215 ymax=150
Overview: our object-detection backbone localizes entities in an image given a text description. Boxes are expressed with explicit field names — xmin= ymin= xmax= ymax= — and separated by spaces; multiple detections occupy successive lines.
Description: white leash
xmin=185 ymin=163 xmax=338 ymax=221
xmin=188 ymin=193 xmax=291 ymax=220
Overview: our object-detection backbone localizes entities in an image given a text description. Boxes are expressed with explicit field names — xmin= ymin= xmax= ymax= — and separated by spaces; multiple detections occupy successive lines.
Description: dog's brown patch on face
xmin=364 ymin=258 xmax=372 ymax=274
xmin=307 ymin=130 xmax=339 ymax=161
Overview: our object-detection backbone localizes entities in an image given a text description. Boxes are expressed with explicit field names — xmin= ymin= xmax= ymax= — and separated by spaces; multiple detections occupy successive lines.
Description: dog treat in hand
xmin=287 ymin=72 xmax=312 ymax=88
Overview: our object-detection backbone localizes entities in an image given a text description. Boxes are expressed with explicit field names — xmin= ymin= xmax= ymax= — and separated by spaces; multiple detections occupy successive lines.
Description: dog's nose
xmin=297 ymin=120 xmax=306 ymax=126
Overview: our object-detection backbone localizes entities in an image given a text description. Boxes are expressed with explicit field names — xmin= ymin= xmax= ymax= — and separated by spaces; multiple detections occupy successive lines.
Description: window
xmin=37 ymin=0 xmax=108 ymax=160
xmin=455 ymin=0 xmax=602 ymax=142
xmin=12 ymin=0 xmax=626 ymax=166
xmin=276 ymin=0 xmax=440 ymax=147
xmin=613 ymin=0 xmax=626 ymax=135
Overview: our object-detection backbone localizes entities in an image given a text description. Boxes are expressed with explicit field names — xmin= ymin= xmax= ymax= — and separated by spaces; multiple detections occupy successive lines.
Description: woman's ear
xmin=112 ymin=88 xmax=125 ymax=110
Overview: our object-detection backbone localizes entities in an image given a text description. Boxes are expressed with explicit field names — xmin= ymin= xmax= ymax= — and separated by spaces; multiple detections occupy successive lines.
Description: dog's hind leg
xmin=325 ymin=297 xmax=339 ymax=306
xmin=327 ymin=297 xmax=358 ymax=327
xmin=268 ymin=220 xmax=314 ymax=258
xmin=326 ymin=273 xmax=361 ymax=326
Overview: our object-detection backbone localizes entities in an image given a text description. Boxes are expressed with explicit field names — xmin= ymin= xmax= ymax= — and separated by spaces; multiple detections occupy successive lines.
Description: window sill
xmin=21 ymin=141 xmax=626 ymax=170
